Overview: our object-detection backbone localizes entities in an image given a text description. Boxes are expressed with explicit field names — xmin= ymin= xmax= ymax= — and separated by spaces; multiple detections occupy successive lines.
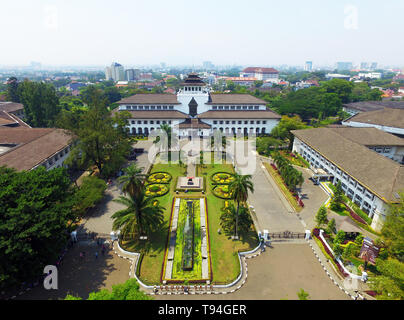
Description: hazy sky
xmin=1 ymin=0 xmax=403 ymax=67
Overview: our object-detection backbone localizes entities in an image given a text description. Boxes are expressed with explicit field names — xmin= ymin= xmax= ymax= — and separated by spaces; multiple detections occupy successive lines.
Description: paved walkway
xmin=155 ymin=243 xmax=350 ymax=300
xmin=113 ymin=239 xmax=265 ymax=297
xmin=247 ymin=156 xmax=303 ymax=233
xmin=16 ymin=240 xmax=131 ymax=300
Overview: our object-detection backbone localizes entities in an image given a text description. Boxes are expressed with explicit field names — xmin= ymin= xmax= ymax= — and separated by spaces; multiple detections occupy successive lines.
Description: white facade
xmin=292 ymin=137 xmax=389 ymax=231
xmin=176 ymin=86 xmax=210 ymax=115
xmin=342 ymin=119 xmax=404 ymax=137
xmin=203 ymin=118 xmax=278 ymax=135
xmin=127 ymin=118 xmax=182 ymax=135
xmin=106 ymin=62 xmax=125 ymax=82
xmin=118 ymin=75 xmax=280 ymax=138
xmin=34 ymin=145 xmax=72 ymax=171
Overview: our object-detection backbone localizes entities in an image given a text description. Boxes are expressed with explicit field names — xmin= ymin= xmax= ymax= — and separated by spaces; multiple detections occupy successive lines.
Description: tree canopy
xmin=60 ymin=88 xmax=132 ymax=177
xmin=65 ymin=278 xmax=152 ymax=300
xmin=17 ymin=80 xmax=61 ymax=127
xmin=0 ymin=166 xmax=78 ymax=290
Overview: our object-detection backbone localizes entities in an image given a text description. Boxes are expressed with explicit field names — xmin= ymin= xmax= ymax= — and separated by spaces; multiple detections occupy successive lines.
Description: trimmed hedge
xmin=147 ymin=172 xmax=172 ymax=184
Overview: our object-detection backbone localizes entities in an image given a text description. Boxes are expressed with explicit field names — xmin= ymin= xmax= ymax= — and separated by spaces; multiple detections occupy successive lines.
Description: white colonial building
xmin=342 ymin=107 xmax=404 ymax=137
xmin=0 ymin=127 xmax=73 ymax=171
xmin=114 ymin=73 xmax=281 ymax=138
xmin=292 ymin=127 xmax=404 ymax=232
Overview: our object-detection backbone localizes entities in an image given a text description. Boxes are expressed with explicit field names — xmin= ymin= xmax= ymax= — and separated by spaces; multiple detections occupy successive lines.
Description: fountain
xmin=182 ymin=201 xmax=195 ymax=271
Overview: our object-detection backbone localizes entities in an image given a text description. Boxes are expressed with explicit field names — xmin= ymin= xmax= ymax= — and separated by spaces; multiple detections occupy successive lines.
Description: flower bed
xmin=145 ymin=184 xmax=169 ymax=197
xmin=312 ymin=228 xmax=349 ymax=278
xmin=270 ymin=163 xmax=304 ymax=208
xmin=212 ymin=185 xmax=234 ymax=199
xmin=147 ymin=172 xmax=172 ymax=184
xmin=344 ymin=204 xmax=368 ymax=225
xmin=211 ymin=172 xmax=235 ymax=185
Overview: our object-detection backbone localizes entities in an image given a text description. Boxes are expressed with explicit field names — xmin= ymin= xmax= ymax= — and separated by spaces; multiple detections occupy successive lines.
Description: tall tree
xmin=112 ymin=190 xmax=164 ymax=237
xmin=62 ymin=88 xmax=131 ymax=177
xmin=229 ymin=173 xmax=254 ymax=238
xmin=154 ymin=124 xmax=178 ymax=162
xmin=271 ymin=116 xmax=306 ymax=150
xmin=380 ymin=192 xmax=404 ymax=261
xmin=220 ymin=204 xmax=253 ymax=236
xmin=0 ymin=166 xmax=77 ymax=290
xmin=118 ymin=164 xmax=145 ymax=198
xmin=17 ymin=80 xmax=60 ymax=127
xmin=66 ymin=278 xmax=152 ymax=300
xmin=315 ymin=205 xmax=328 ymax=226
xmin=6 ymin=77 xmax=19 ymax=102
xmin=371 ymin=258 xmax=404 ymax=300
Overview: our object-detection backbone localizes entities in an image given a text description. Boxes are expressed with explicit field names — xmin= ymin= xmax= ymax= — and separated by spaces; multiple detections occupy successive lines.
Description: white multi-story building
xmin=113 ymin=73 xmax=281 ymax=138
xmin=105 ymin=62 xmax=125 ymax=82
xmin=241 ymin=67 xmax=279 ymax=83
xmin=292 ymin=127 xmax=404 ymax=232
xmin=304 ymin=61 xmax=313 ymax=72
xmin=342 ymin=106 xmax=404 ymax=137
xmin=0 ymin=127 xmax=73 ymax=171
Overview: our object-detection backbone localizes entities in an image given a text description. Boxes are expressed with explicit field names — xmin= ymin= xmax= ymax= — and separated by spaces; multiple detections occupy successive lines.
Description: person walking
xmin=95 ymin=251 xmax=98 ymax=259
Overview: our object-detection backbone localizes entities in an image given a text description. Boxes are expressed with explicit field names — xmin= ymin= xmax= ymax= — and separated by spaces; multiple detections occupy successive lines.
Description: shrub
xmin=334 ymin=230 xmax=346 ymax=246
xmin=354 ymin=234 xmax=364 ymax=246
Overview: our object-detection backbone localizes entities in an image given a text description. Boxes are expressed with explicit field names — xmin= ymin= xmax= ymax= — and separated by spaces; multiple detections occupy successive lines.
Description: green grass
xmin=123 ymin=158 xmax=258 ymax=285
xmin=326 ymin=182 xmax=381 ymax=236
xmin=273 ymin=150 xmax=310 ymax=168
xmin=121 ymin=162 xmax=186 ymax=284
xmin=197 ymin=161 xmax=258 ymax=284
xmin=263 ymin=162 xmax=302 ymax=212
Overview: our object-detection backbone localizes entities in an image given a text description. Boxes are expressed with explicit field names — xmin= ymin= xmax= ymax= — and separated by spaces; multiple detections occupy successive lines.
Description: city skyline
xmin=0 ymin=0 xmax=403 ymax=67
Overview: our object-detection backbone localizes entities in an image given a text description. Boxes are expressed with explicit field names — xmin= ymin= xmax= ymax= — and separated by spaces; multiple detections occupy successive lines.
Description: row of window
xmin=213 ymin=127 xmax=267 ymax=134
xmin=130 ymin=120 xmax=172 ymax=125
xmin=213 ymin=120 xmax=267 ymax=125
xmin=369 ymin=146 xmax=392 ymax=153
xmin=212 ymin=105 xmax=260 ymax=110
xmin=125 ymin=105 xmax=175 ymax=110
xmin=44 ymin=146 xmax=70 ymax=167
xmin=184 ymin=86 xmax=203 ymax=92
xmin=300 ymin=142 xmax=375 ymax=203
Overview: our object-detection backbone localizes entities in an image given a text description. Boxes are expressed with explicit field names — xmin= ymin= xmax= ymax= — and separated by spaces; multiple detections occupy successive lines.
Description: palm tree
xmin=154 ymin=124 xmax=178 ymax=162
xmin=118 ymin=163 xmax=145 ymax=198
xmin=229 ymin=172 xmax=254 ymax=238
xmin=220 ymin=204 xmax=253 ymax=236
xmin=112 ymin=190 xmax=164 ymax=238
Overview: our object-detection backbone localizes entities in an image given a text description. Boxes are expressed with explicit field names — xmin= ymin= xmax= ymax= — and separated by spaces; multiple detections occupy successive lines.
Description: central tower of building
xmin=177 ymin=73 xmax=210 ymax=116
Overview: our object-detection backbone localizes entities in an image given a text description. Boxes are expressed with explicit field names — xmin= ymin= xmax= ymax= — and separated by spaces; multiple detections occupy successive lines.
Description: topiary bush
xmin=145 ymin=184 xmax=169 ymax=197
xmin=147 ymin=172 xmax=172 ymax=184
xmin=211 ymin=172 xmax=235 ymax=185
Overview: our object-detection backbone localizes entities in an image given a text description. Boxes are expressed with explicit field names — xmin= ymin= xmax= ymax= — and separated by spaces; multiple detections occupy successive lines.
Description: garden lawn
xmin=121 ymin=162 xmax=187 ymax=285
xmin=326 ymin=182 xmax=381 ymax=236
xmin=274 ymin=150 xmax=310 ymax=168
xmin=263 ymin=162 xmax=302 ymax=212
xmin=197 ymin=161 xmax=258 ymax=284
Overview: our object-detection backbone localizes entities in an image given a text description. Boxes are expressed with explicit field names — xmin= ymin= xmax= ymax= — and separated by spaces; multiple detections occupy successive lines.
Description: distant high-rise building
xmin=360 ymin=62 xmax=369 ymax=70
xmin=106 ymin=62 xmax=125 ymax=82
xmin=160 ymin=62 xmax=166 ymax=69
xmin=370 ymin=62 xmax=378 ymax=71
xmin=125 ymin=69 xmax=135 ymax=81
xmin=105 ymin=67 xmax=112 ymax=81
xmin=304 ymin=61 xmax=313 ymax=72
xmin=203 ymin=61 xmax=214 ymax=70
xmin=336 ymin=62 xmax=353 ymax=71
